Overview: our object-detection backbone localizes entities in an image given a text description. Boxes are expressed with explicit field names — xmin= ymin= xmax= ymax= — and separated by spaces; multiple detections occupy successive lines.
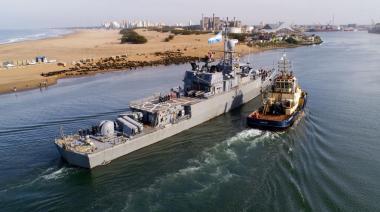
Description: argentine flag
xmin=208 ymin=31 xmax=223 ymax=44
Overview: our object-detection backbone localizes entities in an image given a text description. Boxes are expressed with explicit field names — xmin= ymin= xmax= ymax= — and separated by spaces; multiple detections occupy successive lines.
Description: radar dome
xmin=227 ymin=39 xmax=239 ymax=51
xmin=99 ymin=121 xmax=114 ymax=137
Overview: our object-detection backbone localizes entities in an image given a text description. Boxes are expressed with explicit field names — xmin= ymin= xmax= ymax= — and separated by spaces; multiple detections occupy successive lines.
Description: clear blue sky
xmin=1 ymin=0 xmax=379 ymax=29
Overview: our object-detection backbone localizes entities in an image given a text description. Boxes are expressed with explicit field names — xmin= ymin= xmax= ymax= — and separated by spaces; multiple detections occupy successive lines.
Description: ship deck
xmin=129 ymin=96 xmax=202 ymax=113
xmin=254 ymin=114 xmax=291 ymax=122
xmin=90 ymin=125 xmax=159 ymax=152
xmin=249 ymin=95 xmax=305 ymax=122
xmin=56 ymin=77 xmax=268 ymax=168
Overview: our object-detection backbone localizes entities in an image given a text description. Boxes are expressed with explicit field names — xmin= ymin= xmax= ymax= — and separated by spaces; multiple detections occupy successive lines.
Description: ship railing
xmin=129 ymin=93 xmax=162 ymax=107
xmin=129 ymin=90 xmax=180 ymax=107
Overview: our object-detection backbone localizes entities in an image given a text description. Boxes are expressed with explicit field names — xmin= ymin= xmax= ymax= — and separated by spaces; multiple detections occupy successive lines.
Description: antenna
xmin=212 ymin=13 xmax=215 ymax=31
xmin=201 ymin=13 xmax=204 ymax=30
xmin=371 ymin=18 xmax=375 ymax=26
xmin=223 ymin=17 xmax=229 ymax=62
xmin=332 ymin=14 xmax=335 ymax=25
xmin=60 ymin=126 xmax=65 ymax=138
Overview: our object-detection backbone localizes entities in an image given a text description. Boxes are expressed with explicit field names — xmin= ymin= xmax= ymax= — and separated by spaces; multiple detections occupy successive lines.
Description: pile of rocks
xmin=42 ymin=52 xmax=199 ymax=78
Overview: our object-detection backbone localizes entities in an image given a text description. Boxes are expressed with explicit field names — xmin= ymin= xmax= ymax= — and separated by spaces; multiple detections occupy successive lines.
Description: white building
xmin=228 ymin=27 xmax=242 ymax=34
xmin=102 ymin=21 xmax=121 ymax=29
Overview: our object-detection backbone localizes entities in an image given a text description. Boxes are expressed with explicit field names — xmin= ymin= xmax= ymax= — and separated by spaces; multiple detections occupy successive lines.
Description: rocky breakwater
xmin=41 ymin=51 xmax=200 ymax=78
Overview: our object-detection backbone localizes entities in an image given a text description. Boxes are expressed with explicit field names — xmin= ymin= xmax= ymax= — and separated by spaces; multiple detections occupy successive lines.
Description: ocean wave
xmin=0 ymin=166 xmax=76 ymax=194
xmin=0 ymin=29 xmax=72 ymax=45
xmin=42 ymin=167 xmax=73 ymax=180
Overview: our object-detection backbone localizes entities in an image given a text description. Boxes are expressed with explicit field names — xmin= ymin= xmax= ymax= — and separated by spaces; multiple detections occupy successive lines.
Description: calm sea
xmin=0 ymin=29 xmax=72 ymax=44
xmin=0 ymin=32 xmax=380 ymax=211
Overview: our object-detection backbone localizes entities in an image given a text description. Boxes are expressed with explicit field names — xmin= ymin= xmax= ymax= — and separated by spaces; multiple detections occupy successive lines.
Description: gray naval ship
xmin=55 ymin=36 xmax=275 ymax=169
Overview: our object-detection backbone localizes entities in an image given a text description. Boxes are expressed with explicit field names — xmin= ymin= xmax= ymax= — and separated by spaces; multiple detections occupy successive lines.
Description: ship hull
xmin=55 ymin=144 xmax=91 ymax=168
xmin=57 ymin=79 xmax=265 ymax=169
xmin=246 ymin=94 xmax=307 ymax=130
xmin=246 ymin=111 xmax=299 ymax=130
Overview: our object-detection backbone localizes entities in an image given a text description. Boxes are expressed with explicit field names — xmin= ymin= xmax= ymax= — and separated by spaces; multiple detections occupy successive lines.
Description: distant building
xmin=261 ymin=22 xmax=296 ymax=34
xmin=242 ymin=25 xmax=254 ymax=33
xmin=186 ymin=25 xmax=202 ymax=30
xmin=102 ymin=21 xmax=122 ymax=29
xmin=228 ymin=27 xmax=242 ymax=34
xmin=262 ymin=22 xmax=283 ymax=30
xmin=200 ymin=15 xmax=245 ymax=32
xmin=201 ymin=14 xmax=223 ymax=31
xmin=228 ymin=19 xmax=242 ymax=28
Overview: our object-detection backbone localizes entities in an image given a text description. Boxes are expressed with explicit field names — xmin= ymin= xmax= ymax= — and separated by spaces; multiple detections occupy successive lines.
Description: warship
xmin=55 ymin=31 xmax=275 ymax=169
xmin=247 ymin=54 xmax=307 ymax=129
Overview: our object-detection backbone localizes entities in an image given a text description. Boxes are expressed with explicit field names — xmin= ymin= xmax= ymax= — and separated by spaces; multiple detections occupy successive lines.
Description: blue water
xmin=0 ymin=29 xmax=72 ymax=44
xmin=0 ymin=32 xmax=380 ymax=211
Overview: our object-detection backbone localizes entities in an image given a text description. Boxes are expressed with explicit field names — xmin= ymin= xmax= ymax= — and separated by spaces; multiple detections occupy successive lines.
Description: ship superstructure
xmin=55 ymin=28 xmax=275 ymax=168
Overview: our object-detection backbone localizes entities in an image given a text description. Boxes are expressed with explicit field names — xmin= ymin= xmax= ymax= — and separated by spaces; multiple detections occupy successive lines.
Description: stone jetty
xmin=41 ymin=51 xmax=200 ymax=78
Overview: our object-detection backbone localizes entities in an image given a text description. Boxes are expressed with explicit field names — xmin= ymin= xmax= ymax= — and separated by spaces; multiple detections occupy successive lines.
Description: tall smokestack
xmin=213 ymin=13 xmax=215 ymax=31
xmin=201 ymin=13 xmax=204 ymax=30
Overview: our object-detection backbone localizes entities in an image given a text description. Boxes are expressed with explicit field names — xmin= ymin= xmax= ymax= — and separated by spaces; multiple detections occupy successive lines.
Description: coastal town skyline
xmin=1 ymin=0 xmax=380 ymax=29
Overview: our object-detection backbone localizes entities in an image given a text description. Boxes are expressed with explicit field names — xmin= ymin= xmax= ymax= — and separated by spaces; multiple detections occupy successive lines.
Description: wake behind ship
xmin=55 ymin=32 xmax=275 ymax=169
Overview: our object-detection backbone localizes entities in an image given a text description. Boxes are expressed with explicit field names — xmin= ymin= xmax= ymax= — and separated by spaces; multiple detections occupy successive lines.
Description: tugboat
xmin=247 ymin=54 xmax=307 ymax=129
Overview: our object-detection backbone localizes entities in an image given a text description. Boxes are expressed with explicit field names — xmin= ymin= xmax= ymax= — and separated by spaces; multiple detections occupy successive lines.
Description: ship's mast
xmin=222 ymin=17 xmax=237 ymax=66
xmin=223 ymin=17 xmax=230 ymax=64
xmin=278 ymin=54 xmax=292 ymax=76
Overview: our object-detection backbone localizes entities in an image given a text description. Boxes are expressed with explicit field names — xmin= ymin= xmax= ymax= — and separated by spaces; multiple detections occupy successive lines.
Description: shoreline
xmin=0 ymin=47 xmax=273 ymax=96
xmin=0 ymin=28 xmax=75 ymax=46
xmin=0 ymin=29 xmax=318 ymax=95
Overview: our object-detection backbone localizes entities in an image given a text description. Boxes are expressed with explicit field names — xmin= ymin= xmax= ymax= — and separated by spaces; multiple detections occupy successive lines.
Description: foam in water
xmin=123 ymin=129 xmax=277 ymax=210
xmin=0 ymin=167 xmax=71 ymax=194
xmin=42 ymin=168 xmax=68 ymax=180
xmin=0 ymin=29 xmax=72 ymax=45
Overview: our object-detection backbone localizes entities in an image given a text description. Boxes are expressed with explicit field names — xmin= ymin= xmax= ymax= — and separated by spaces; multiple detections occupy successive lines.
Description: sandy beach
xmin=0 ymin=29 xmax=260 ymax=94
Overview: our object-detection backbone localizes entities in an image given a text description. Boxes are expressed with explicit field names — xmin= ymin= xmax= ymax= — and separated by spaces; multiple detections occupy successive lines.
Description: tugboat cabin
xmin=268 ymin=73 xmax=302 ymax=116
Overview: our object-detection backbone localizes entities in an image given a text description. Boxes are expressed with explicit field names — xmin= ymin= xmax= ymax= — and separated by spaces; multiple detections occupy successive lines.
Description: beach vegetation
xmin=229 ymin=33 xmax=250 ymax=42
xmin=164 ymin=34 xmax=175 ymax=42
xmin=148 ymin=27 xmax=211 ymax=35
xmin=120 ymin=29 xmax=147 ymax=44
xmin=285 ymin=36 xmax=299 ymax=44
xmin=171 ymin=30 xmax=211 ymax=35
